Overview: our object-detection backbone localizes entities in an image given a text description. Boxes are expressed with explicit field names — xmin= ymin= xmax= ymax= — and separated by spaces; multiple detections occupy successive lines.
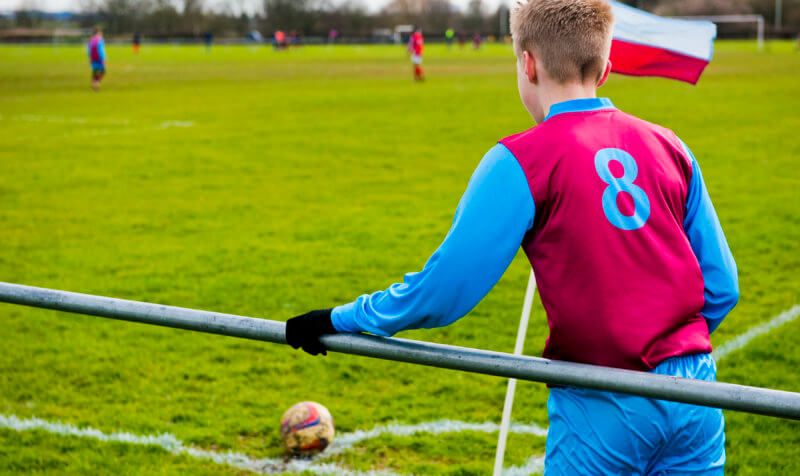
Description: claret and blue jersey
xmin=332 ymin=97 xmax=738 ymax=372
xmin=88 ymin=35 xmax=106 ymax=71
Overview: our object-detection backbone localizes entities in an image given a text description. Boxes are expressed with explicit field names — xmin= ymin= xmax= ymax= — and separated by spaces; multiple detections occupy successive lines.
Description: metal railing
xmin=1 ymin=281 xmax=799 ymax=420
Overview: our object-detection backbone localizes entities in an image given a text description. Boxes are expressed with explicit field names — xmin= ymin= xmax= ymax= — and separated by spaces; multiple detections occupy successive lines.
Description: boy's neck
xmin=541 ymin=82 xmax=599 ymax=120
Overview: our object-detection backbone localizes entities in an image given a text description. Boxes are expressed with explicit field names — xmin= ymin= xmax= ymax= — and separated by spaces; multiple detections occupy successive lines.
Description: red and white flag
xmin=610 ymin=2 xmax=717 ymax=84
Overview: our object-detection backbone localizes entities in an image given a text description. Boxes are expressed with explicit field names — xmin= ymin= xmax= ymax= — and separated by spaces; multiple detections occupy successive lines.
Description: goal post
xmin=672 ymin=14 xmax=765 ymax=51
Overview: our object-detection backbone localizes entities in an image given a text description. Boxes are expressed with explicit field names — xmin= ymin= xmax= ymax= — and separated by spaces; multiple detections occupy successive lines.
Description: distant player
xmin=472 ymin=32 xmax=482 ymax=50
xmin=133 ymin=32 xmax=141 ymax=54
xmin=407 ymin=28 xmax=424 ymax=81
xmin=289 ymin=30 xmax=300 ymax=47
xmin=445 ymin=28 xmax=455 ymax=48
xmin=274 ymin=30 xmax=286 ymax=50
xmin=87 ymin=27 xmax=106 ymax=92
xmin=204 ymin=30 xmax=213 ymax=52
xmin=287 ymin=0 xmax=738 ymax=474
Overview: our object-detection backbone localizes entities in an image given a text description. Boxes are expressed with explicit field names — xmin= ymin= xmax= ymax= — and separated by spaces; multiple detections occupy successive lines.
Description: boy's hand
xmin=286 ymin=309 xmax=337 ymax=356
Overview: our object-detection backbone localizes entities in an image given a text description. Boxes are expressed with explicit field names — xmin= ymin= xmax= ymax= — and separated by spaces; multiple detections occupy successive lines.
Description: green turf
xmin=0 ymin=40 xmax=798 ymax=475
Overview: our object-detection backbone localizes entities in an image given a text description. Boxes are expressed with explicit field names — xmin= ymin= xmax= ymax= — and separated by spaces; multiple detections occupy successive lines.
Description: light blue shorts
xmin=544 ymin=353 xmax=725 ymax=475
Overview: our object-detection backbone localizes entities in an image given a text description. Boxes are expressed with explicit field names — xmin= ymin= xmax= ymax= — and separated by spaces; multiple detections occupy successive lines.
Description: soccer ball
xmin=280 ymin=401 xmax=335 ymax=456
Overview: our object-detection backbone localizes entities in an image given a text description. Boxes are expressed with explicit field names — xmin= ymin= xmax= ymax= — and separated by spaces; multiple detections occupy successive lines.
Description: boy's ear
xmin=523 ymin=50 xmax=538 ymax=83
xmin=598 ymin=60 xmax=612 ymax=87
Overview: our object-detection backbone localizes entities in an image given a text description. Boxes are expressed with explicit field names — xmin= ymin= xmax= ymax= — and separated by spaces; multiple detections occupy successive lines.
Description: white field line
xmin=156 ymin=120 xmax=195 ymax=129
xmin=0 ymin=414 xmax=546 ymax=476
xmin=0 ymin=414 xmax=398 ymax=476
xmin=0 ymin=115 xmax=195 ymax=135
xmin=1 ymin=114 xmax=127 ymax=125
xmin=2 ymin=305 xmax=795 ymax=476
xmin=503 ymin=454 xmax=546 ymax=476
xmin=713 ymin=305 xmax=800 ymax=362
xmin=325 ymin=419 xmax=547 ymax=457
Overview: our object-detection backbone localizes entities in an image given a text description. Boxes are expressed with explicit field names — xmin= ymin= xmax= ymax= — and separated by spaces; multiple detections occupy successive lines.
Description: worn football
xmin=280 ymin=401 xmax=335 ymax=456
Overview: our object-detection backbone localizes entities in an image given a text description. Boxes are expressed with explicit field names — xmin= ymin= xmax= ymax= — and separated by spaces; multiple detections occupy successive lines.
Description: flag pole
xmin=493 ymin=269 xmax=537 ymax=476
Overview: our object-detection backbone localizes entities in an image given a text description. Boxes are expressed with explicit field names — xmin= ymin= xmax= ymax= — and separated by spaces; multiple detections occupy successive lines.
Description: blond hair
xmin=510 ymin=0 xmax=614 ymax=83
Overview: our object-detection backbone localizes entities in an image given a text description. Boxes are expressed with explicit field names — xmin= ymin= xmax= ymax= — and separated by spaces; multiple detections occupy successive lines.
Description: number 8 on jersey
xmin=594 ymin=148 xmax=651 ymax=230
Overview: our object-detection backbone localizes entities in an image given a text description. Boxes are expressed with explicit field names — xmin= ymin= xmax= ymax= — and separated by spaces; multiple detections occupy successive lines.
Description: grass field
xmin=0 ymin=40 xmax=799 ymax=475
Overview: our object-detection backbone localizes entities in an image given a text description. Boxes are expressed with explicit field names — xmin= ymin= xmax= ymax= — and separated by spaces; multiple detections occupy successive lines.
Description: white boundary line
xmin=0 ymin=115 xmax=195 ymax=136
xmin=0 ymin=414 xmax=399 ymax=476
xmin=0 ymin=115 xmax=126 ymax=125
xmin=1 ymin=305 xmax=796 ymax=476
xmin=325 ymin=419 xmax=547 ymax=459
xmin=503 ymin=454 xmax=546 ymax=476
xmin=712 ymin=305 xmax=800 ymax=362
xmin=0 ymin=414 xmax=546 ymax=476
xmin=156 ymin=120 xmax=195 ymax=129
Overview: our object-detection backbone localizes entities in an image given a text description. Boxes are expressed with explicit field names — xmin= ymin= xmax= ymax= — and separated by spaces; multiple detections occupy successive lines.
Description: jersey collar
xmin=543 ymin=97 xmax=616 ymax=122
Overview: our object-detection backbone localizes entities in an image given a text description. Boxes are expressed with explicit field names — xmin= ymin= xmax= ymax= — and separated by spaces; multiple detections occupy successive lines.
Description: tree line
xmin=5 ymin=0 xmax=797 ymax=39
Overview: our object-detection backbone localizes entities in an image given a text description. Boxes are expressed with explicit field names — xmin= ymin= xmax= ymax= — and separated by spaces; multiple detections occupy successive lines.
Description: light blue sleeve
xmin=331 ymin=143 xmax=535 ymax=336
xmin=98 ymin=40 xmax=106 ymax=61
xmin=681 ymin=141 xmax=739 ymax=333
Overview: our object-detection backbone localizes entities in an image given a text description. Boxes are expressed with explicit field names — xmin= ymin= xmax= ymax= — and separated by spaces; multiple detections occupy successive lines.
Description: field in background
xmin=0 ymin=41 xmax=798 ymax=475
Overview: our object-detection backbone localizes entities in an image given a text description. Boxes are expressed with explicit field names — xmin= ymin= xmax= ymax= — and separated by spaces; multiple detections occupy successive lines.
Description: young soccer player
xmin=472 ymin=32 xmax=482 ymax=50
xmin=287 ymin=0 xmax=738 ymax=473
xmin=407 ymin=28 xmax=425 ymax=81
xmin=87 ymin=27 xmax=106 ymax=92
xmin=274 ymin=30 xmax=287 ymax=50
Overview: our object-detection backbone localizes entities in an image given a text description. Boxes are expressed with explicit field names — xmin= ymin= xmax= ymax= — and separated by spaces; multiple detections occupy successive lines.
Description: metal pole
xmin=493 ymin=270 xmax=536 ymax=476
xmin=2 ymin=282 xmax=800 ymax=420
xmin=776 ymin=0 xmax=783 ymax=29
xmin=758 ymin=15 xmax=765 ymax=52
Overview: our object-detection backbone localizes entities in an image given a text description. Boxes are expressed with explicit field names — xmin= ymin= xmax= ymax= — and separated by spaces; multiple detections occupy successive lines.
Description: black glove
xmin=285 ymin=309 xmax=337 ymax=356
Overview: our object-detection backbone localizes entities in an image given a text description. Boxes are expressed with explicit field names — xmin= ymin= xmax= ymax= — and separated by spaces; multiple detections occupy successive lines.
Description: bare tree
xmin=462 ymin=0 xmax=485 ymax=32
xmin=263 ymin=0 xmax=322 ymax=32
xmin=100 ymin=0 xmax=147 ymax=33
xmin=422 ymin=0 xmax=453 ymax=33
xmin=319 ymin=1 xmax=370 ymax=36
xmin=381 ymin=0 xmax=420 ymax=25
xmin=749 ymin=0 xmax=799 ymax=30
xmin=182 ymin=0 xmax=205 ymax=35
xmin=147 ymin=0 xmax=182 ymax=36
xmin=14 ymin=0 xmax=43 ymax=27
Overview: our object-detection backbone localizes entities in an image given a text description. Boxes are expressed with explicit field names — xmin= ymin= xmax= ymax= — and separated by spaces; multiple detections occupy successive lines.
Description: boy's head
xmin=93 ymin=27 xmax=102 ymax=36
xmin=511 ymin=0 xmax=614 ymax=122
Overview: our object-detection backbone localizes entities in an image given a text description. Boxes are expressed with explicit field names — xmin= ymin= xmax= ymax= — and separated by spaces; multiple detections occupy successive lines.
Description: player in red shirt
xmin=274 ymin=30 xmax=287 ymax=50
xmin=407 ymin=28 xmax=424 ymax=81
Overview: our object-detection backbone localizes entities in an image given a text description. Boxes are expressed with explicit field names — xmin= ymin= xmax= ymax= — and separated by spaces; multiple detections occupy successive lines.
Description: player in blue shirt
xmin=87 ymin=28 xmax=106 ymax=91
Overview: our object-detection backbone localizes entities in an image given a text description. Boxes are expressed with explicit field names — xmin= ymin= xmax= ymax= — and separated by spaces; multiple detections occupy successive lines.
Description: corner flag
xmin=610 ymin=1 xmax=717 ymax=84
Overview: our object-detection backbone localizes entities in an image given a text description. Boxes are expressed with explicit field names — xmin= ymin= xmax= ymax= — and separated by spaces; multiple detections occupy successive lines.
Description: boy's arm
xmin=681 ymin=141 xmax=739 ymax=333
xmin=286 ymin=144 xmax=534 ymax=354
xmin=98 ymin=40 xmax=106 ymax=62
xmin=332 ymin=143 xmax=534 ymax=336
